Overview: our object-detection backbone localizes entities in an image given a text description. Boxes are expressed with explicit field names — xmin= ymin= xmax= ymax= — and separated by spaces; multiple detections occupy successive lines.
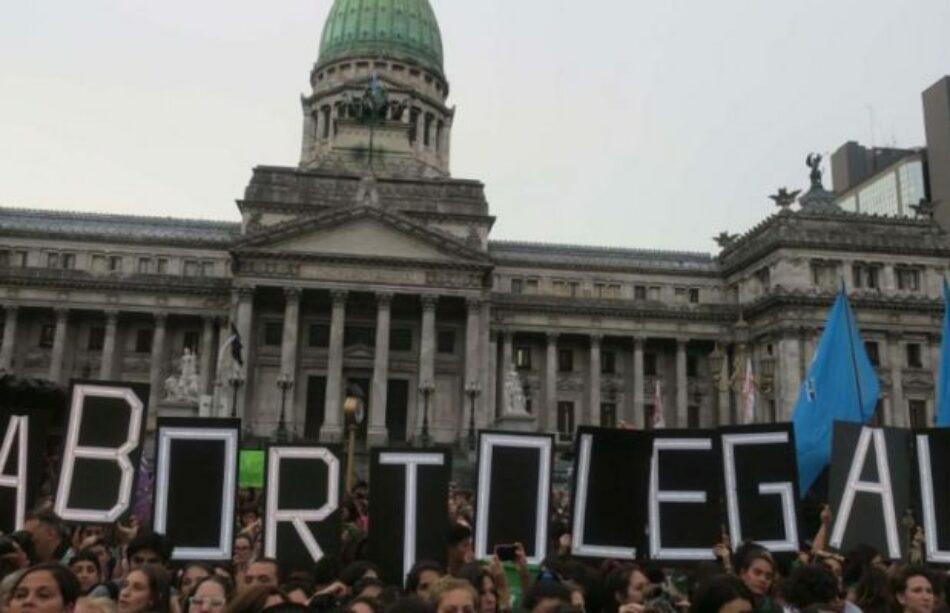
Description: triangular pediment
xmin=234 ymin=206 xmax=492 ymax=266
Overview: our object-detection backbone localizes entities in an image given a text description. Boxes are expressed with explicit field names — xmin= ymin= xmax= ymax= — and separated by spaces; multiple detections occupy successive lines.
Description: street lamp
xmin=343 ymin=386 xmax=364 ymax=493
xmin=419 ymin=381 xmax=434 ymax=447
xmin=228 ymin=369 xmax=244 ymax=419
xmin=465 ymin=381 xmax=481 ymax=450
xmin=276 ymin=374 xmax=294 ymax=442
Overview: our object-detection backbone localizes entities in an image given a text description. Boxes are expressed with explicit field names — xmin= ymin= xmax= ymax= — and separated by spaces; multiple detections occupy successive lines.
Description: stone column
xmin=148 ymin=313 xmax=167 ymax=424
xmin=478 ymin=301 xmax=491 ymax=428
xmin=589 ymin=335 xmax=602 ymax=425
xmin=716 ymin=343 xmax=732 ymax=426
xmin=280 ymin=288 xmax=301 ymax=432
xmin=0 ymin=306 xmax=19 ymax=373
xmin=99 ymin=310 xmax=119 ymax=380
xmin=369 ymin=292 xmax=392 ymax=445
xmin=888 ymin=333 xmax=905 ymax=427
xmin=487 ymin=331 xmax=498 ymax=420
xmin=632 ymin=336 xmax=645 ymax=429
xmin=675 ymin=339 xmax=688 ymax=427
xmin=198 ymin=316 xmax=215 ymax=395
xmin=416 ymin=295 xmax=437 ymax=437
xmin=500 ymin=331 xmax=513 ymax=414
xmin=777 ymin=335 xmax=803 ymax=421
xmin=322 ymin=290 xmax=347 ymax=440
xmin=545 ymin=333 xmax=559 ymax=433
xmin=49 ymin=308 xmax=70 ymax=383
xmin=234 ymin=288 xmax=255 ymax=424
xmin=464 ymin=298 xmax=481 ymax=434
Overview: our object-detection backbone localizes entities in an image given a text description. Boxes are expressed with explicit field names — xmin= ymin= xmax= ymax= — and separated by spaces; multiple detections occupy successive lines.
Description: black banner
xmin=719 ymin=424 xmax=800 ymax=554
xmin=570 ymin=426 xmax=652 ymax=560
xmin=0 ymin=406 xmax=54 ymax=532
xmin=152 ymin=418 xmax=240 ymax=561
xmin=829 ymin=423 xmax=911 ymax=561
xmin=914 ymin=428 xmax=950 ymax=564
xmin=54 ymin=381 xmax=149 ymax=524
xmin=648 ymin=430 xmax=721 ymax=562
xmin=264 ymin=446 xmax=343 ymax=576
xmin=474 ymin=431 xmax=554 ymax=565
xmin=367 ymin=449 xmax=452 ymax=585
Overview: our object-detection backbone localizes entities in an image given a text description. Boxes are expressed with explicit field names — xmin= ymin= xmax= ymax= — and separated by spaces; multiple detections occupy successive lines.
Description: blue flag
xmin=937 ymin=280 xmax=950 ymax=427
xmin=792 ymin=288 xmax=880 ymax=496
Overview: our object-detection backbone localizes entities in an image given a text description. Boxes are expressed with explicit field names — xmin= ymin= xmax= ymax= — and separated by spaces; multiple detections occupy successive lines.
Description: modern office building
xmin=1 ymin=0 xmax=948 ymax=447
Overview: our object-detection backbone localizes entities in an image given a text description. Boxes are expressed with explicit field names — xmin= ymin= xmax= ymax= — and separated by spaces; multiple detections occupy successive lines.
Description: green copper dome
xmin=318 ymin=0 xmax=445 ymax=77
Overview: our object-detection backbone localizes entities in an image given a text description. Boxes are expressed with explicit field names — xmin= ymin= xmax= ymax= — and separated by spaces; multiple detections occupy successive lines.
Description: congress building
xmin=1 ymin=0 xmax=948 ymax=448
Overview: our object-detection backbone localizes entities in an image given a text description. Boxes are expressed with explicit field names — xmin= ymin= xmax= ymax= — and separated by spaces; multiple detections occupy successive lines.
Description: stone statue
xmin=713 ymin=231 xmax=739 ymax=248
xmin=503 ymin=366 xmax=528 ymax=416
xmin=806 ymin=153 xmax=824 ymax=189
xmin=163 ymin=347 xmax=200 ymax=404
xmin=769 ymin=187 xmax=801 ymax=211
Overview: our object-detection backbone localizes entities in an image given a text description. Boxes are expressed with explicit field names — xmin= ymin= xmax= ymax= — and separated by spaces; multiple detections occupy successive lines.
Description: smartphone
xmin=495 ymin=544 xmax=518 ymax=561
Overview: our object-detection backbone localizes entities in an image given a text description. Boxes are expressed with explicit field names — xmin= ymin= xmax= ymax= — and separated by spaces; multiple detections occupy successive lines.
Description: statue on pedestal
xmin=163 ymin=348 xmax=200 ymax=404
xmin=503 ymin=366 xmax=528 ymax=416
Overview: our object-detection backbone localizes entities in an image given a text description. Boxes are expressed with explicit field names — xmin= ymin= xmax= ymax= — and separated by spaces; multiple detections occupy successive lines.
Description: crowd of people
xmin=0 ymin=484 xmax=943 ymax=613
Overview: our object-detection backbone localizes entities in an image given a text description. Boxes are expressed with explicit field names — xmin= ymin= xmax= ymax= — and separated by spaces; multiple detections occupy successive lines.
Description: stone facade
xmin=1 ymin=2 xmax=948 ymax=446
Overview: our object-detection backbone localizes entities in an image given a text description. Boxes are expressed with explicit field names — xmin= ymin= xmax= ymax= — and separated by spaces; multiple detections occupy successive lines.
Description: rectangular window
xmin=264 ymin=322 xmax=283 ymax=346
xmin=865 ymin=342 xmax=880 ymax=367
xmin=390 ymin=328 xmax=413 ymax=352
xmin=648 ymin=286 xmax=661 ymax=300
xmin=61 ymin=253 xmax=75 ymax=269
xmin=510 ymin=278 xmax=523 ymax=294
xmin=686 ymin=355 xmax=698 ymax=377
xmin=15 ymin=251 xmax=27 ymax=267
xmin=688 ymin=288 xmax=700 ymax=304
xmin=853 ymin=263 xmax=880 ymax=289
xmin=183 ymin=260 xmax=200 ymax=277
xmin=525 ymin=278 xmax=539 ymax=294
xmin=515 ymin=346 xmax=532 ymax=370
xmin=634 ymin=285 xmax=647 ymax=301
xmin=600 ymin=403 xmax=617 ymax=428
xmin=344 ymin=326 xmax=375 ymax=347
xmin=309 ymin=324 xmax=330 ymax=348
xmin=156 ymin=258 xmax=168 ymax=274
xmin=897 ymin=268 xmax=920 ymax=292
xmin=437 ymin=330 xmax=455 ymax=354
xmin=602 ymin=350 xmax=616 ymax=375
xmin=0 ymin=251 xmax=9 ymax=267
xmin=644 ymin=352 xmax=657 ymax=376
xmin=557 ymin=401 xmax=575 ymax=436
xmin=201 ymin=261 xmax=215 ymax=277
xmin=92 ymin=255 xmax=106 ymax=273
xmin=108 ymin=256 xmax=122 ymax=272
xmin=47 ymin=253 xmax=60 ymax=269
xmin=135 ymin=329 xmax=153 ymax=354
xmin=183 ymin=331 xmax=200 ymax=353
xmin=557 ymin=348 xmax=574 ymax=373
xmin=87 ymin=326 xmax=105 ymax=351
xmin=39 ymin=325 xmax=55 ymax=348
xmin=138 ymin=258 xmax=151 ymax=274
xmin=552 ymin=280 xmax=566 ymax=296
xmin=906 ymin=343 xmax=923 ymax=368
xmin=688 ymin=405 xmax=700 ymax=429
xmin=909 ymin=399 xmax=927 ymax=428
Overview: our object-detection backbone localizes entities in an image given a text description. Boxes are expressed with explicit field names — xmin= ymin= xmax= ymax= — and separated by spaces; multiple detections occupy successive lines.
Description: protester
xmin=75 ymin=596 xmax=118 ymax=613
xmin=893 ymin=566 xmax=936 ymax=613
xmin=69 ymin=551 xmax=104 ymax=595
xmin=406 ymin=560 xmax=445 ymax=599
xmin=188 ymin=576 xmax=232 ymax=613
xmin=244 ymin=560 xmax=280 ymax=589
xmin=446 ymin=526 xmax=474 ymax=578
xmin=8 ymin=563 xmax=82 ymax=613
xmin=118 ymin=566 xmax=171 ymax=613
xmin=23 ymin=512 xmax=72 ymax=565
xmin=691 ymin=576 xmax=754 ymax=613
xmin=430 ymin=577 xmax=478 ymax=613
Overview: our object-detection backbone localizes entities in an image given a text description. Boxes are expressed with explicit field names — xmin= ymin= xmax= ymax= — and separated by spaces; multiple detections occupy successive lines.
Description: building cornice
xmin=491 ymin=293 xmax=740 ymax=323
xmin=0 ymin=268 xmax=232 ymax=296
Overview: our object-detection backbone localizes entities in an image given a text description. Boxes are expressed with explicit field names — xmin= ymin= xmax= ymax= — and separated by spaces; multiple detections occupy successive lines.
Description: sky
xmin=1 ymin=1 xmax=949 ymax=253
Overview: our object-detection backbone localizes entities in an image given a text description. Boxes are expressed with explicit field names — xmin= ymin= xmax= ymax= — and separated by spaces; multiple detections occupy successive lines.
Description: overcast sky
xmin=2 ymin=1 xmax=949 ymax=252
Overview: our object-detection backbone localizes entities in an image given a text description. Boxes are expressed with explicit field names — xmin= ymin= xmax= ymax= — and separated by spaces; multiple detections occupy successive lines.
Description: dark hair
xmin=383 ymin=596 xmax=432 ymax=613
xmin=848 ymin=567 xmax=890 ymax=613
xmin=339 ymin=561 xmax=379 ymax=588
xmin=234 ymin=534 xmax=254 ymax=548
xmin=523 ymin=581 xmax=573 ymax=612
xmin=24 ymin=510 xmax=65 ymax=530
xmin=279 ymin=581 xmax=313 ymax=599
xmin=405 ymin=560 xmax=444 ymax=593
xmin=179 ymin=562 xmax=214 ymax=590
xmin=69 ymin=550 xmax=102 ymax=573
xmin=692 ymin=576 xmax=753 ymax=613
xmin=894 ymin=565 xmax=936 ymax=598
xmin=227 ymin=585 xmax=288 ymax=613
xmin=783 ymin=564 xmax=839 ymax=609
xmin=12 ymin=563 xmax=82 ymax=607
xmin=127 ymin=532 xmax=171 ymax=564
xmin=447 ymin=524 xmax=472 ymax=547
xmin=734 ymin=543 xmax=774 ymax=574
xmin=250 ymin=558 xmax=282 ymax=580
xmin=9 ymin=530 xmax=37 ymax=565
xmin=603 ymin=564 xmax=644 ymax=611
xmin=127 ymin=565 xmax=172 ymax=613
xmin=457 ymin=563 xmax=493 ymax=595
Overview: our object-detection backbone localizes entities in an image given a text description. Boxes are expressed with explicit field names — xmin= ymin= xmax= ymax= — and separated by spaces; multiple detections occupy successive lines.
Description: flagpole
xmin=840 ymin=281 xmax=867 ymax=418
